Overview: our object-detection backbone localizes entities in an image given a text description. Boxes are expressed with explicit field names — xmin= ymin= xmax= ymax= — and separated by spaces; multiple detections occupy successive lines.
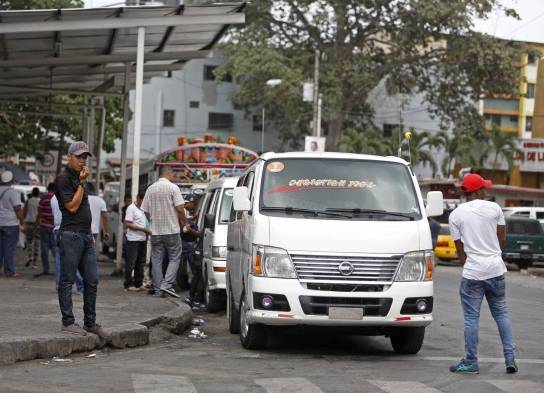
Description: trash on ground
xmin=52 ymin=357 xmax=73 ymax=363
xmin=192 ymin=318 xmax=205 ymax=326
xmin=188 ymin=328 xmax=208 ymax=339
xmin=40 ymin=361 xmax=50 ymax=365
xmin=86 ymin=353 xmax=96 ymax=358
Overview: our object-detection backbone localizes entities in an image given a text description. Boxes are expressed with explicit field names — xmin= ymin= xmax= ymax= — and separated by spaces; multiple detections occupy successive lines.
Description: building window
xmin=526 ymin=116 xmax=533 ymax=132
xmin=163 ymin=110 xmax=175 ymax=127
xmin=526 ymin=83 xmax=536 ymax=99
xmin=203 ymin=65 xmax=232 ymax=82
xmin=208 ymin=112 xmax=234 ymax=130
xmin=491 ymin=114 xmax=501 ymax=127
xmin=189 ymin=101 xmax=200 ymax=109
xmin=253 ymin=114 xmax=263 ymax=132
xmin=509 ymin=116 xmax=518 ymax=123
xmin=528 ymin=53 xmax=537 ymax=64
xmin=383 ymin=123 xmax=399 ymax=138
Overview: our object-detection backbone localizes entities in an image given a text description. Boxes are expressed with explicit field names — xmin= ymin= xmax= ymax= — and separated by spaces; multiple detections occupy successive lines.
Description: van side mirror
xmin=426 ymin=191 xmax=444 ymax=217
xmin=233 ymin=186 xmax=251 ymax=212
xmin=204 ymin=214 xmax=215 ymax=231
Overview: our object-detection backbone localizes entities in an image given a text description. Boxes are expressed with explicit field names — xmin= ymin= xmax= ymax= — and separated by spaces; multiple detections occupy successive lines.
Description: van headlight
xmin=394 ymin=251 xmax=434 ymax=282
xmin=212 ymin=246 xmax=227 ymax=259
xmin=251 ymin=246 xmax=297 ymax=279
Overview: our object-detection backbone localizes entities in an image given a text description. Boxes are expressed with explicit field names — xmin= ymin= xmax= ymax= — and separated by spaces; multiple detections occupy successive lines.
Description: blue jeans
xmin=151 ymin=234 xmax=182 ymax=292
xmin=39 ymin=227 xmax=54 ymax=274
xmin=58 ymin=231 xmax=98 ymax=327
xmin=460 ymin=275 xmax=516 ymax=366
xmin=0 ymin=225 xmax=20 ymax=276
xmin=53 ymin=230 xmax=83 ymax=292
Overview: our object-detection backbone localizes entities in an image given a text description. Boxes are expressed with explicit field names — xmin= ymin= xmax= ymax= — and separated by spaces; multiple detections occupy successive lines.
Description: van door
xmin=203 ymin=190 xmax=220 ymax=260
xmin=239 ymin=171 xmax=256 ymax=299
xmin=228 ymin=175 xmax=247 ymax=305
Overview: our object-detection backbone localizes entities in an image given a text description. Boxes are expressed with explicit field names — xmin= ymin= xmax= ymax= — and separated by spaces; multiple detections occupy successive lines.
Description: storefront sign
xmin=514 ymin=139 xmax=544 ymax=172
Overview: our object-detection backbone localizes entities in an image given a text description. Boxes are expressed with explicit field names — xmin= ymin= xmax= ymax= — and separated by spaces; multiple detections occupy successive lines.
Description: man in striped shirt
xmin=36 ymin=183 xmax=55 ymax=276
xmin=142 ymin=166 xmax=186 ymax=298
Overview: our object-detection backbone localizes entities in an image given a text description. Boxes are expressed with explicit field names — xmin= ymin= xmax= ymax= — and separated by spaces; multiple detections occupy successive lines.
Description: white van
xmin=197 ymin=177 xmax=238 ymax=312
xmin=226 ymin=152 xmax=443 ymax=353
xmin=503 ymin=207 xmax=544 ymax=228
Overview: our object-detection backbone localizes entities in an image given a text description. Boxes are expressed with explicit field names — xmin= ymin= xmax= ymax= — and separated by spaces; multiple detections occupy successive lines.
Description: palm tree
xmin=435 ymin=131 xmax=478 ymax=178
xmin=480 ymin=126 xmax=522 ymax=176
xmin=337 ymin=128 xmax=389 ymax=156
xmin=394 ymin=129 xmax=439 ymax=177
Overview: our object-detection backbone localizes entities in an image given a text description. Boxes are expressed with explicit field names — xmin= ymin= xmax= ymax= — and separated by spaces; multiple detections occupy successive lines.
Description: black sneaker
xmin=161 ymin=287 xmax=180 ymax=298
xmin=506 ymin=361 xmax=518 ymax=374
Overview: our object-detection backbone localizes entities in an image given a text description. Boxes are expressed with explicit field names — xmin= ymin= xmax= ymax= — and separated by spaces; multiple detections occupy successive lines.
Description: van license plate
xmin=328 ymin=307 xmax=364 ymax=320
xmin=520 ymin=244 xmax=529 ymax=250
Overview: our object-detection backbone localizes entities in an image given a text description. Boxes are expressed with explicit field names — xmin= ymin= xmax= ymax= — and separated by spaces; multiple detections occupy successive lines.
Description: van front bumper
xmin=503 ymin=252 xmax=544 ymax=260
xmin=247 ymin=276 xmax=433 ymax=327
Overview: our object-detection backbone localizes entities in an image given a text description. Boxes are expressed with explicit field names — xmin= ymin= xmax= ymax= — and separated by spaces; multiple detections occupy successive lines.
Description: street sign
xmin=35 ymin=151 xmax=58 ymax=175
xmin=305 ymin=136 xmax=326 ymax=152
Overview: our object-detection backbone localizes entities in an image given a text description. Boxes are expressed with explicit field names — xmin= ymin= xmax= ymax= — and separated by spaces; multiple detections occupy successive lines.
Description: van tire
xmin=205 ymin=275 xmax=225 ymax=313
xmin=390 ymin=327 xmax=425 ymax=354
xmin=239 ymin=294 xmax=266 ymax=349
xmin=227 ymin=284 xmax=240 ymax=334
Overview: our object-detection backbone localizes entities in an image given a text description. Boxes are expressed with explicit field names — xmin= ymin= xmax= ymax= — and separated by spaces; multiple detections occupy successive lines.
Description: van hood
xmin=268 ymin=216 xmax=423 ymax=254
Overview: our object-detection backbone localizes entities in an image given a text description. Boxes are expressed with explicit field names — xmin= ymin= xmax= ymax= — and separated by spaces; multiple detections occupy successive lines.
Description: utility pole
xmin=312 ymin=49 xmax=320 ymax=137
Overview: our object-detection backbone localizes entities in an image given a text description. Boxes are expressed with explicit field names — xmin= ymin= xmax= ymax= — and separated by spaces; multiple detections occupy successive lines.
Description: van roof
xmin=206 ymin=176 xmax=239 ymax=190
xmin=259 ymin=151 xmax=409 ymax=165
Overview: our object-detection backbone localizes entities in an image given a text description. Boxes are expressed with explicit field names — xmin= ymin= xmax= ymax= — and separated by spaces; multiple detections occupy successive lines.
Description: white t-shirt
xmin=449 ymin=199 xmax=507 ymax=280
xmin=88 ymin=195 xmax=107 ymax=235
xmin=125 ymin=203 xmax=147 ymax=242
xmin=50 ymin=195 xmax=62 ymax=230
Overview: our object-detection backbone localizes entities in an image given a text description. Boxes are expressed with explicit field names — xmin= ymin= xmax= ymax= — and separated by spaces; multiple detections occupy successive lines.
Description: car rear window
xmin=507 ymin=220 xmax=542 ymax=235
xmin=439 ymin=226 xmax=450 ymax=235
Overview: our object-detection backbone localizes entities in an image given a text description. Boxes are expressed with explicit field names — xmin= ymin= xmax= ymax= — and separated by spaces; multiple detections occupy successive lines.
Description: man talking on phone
xmin=55 ymin=142 xmax=107 ymax=338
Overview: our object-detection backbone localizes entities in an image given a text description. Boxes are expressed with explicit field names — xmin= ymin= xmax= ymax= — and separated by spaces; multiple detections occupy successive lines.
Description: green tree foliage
xmin=0 ymin=0 xmax=123 ymax=159
xmin=480 ymin=126 xmax=523 ymax=175
xmin=218 ymin=0 xmax=524 ymax=150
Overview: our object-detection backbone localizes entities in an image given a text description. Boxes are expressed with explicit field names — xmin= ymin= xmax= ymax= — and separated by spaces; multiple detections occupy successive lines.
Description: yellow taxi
xmin=434 ymin=224 xmax=458 ymax=261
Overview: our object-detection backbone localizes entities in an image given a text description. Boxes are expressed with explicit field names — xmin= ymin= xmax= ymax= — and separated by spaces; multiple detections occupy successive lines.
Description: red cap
xmin=461 ymin=173 xmax=493 ymax=193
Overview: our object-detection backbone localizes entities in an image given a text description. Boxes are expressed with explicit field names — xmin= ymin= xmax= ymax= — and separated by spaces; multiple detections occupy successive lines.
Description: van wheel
xmin=390 ymin=327 xmax=425 ymax=354
xmin=227 ymin=284 xmax=240 ymax=334
xmin=205 ymin=274 xmax=225 ymax=313
xmin=239 ymin=294 xmax=266 ymax=349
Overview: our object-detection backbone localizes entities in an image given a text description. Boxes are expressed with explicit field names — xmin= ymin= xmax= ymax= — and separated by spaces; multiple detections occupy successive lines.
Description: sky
xmin=83 ymin=0 xmax=544 ymax=43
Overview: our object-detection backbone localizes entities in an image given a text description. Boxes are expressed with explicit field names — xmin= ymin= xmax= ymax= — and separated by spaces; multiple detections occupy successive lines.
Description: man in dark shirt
xmin=55 ymin=142 xmax=106 ymax=338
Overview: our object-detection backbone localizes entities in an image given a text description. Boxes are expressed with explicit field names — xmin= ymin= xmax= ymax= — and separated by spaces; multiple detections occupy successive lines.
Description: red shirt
xmin=38 ymin=192 xmax=54 ymax=229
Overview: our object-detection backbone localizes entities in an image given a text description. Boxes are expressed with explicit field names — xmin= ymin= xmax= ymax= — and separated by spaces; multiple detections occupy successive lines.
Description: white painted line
xmin=486 ymin=380 xmax=543 ymax=393
xmin=369 ymin=380 xmax=443 ymax=393
xmin=132 ymin=374 xmax=197 ymax=393
xmin=255 ymin=377 xmax=324 ymax=393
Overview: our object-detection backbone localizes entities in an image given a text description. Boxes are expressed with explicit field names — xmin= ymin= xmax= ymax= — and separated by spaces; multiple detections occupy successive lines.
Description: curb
xmin=0 ymin=303 xmax=192 ymax=366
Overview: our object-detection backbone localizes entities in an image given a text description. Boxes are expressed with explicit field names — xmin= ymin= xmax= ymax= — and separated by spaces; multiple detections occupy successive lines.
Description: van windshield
xmin=260 ymin=158 xmax=421 ymax=220
xmin=218 ymin=188 xmax=233 ymax=224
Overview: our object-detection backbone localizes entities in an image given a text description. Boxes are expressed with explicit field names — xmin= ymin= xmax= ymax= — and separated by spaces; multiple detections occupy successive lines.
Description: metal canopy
xmin=0 ymin=3 xmax=246 ymax=97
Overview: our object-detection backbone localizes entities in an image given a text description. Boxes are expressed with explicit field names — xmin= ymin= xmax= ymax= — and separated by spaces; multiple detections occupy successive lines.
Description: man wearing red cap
xmin=448 ymin=173 xmax=517 ymax=374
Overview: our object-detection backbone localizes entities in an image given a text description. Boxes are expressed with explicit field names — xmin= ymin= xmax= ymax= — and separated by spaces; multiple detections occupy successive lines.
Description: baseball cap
xmin=68 ymin=141 xmax=92 ymax=156
xmin=1 ymin=170 xmax=13 ymax=184
xmin=461 ymin=173 xmax=493 ymax=193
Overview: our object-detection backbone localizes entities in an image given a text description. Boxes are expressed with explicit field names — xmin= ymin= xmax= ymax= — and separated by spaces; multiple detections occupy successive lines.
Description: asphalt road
xmin=1 ymin=265 xmax=543 ymax=393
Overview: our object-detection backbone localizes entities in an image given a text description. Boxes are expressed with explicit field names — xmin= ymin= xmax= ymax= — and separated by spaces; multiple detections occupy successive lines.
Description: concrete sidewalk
xmin=0 ymin=249 xmax=192 ymax=365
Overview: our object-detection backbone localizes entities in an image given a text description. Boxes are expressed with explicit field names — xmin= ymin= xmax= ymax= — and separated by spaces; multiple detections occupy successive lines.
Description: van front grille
xmin=291 ymin=254 xmax=401 ymax=284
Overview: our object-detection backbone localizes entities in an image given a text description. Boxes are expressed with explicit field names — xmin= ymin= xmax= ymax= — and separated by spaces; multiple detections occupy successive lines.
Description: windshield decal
xmin=269 ymin=179 xmax=376 ymax=193
xmin=267 ymin=162 xmax=285 ymax=173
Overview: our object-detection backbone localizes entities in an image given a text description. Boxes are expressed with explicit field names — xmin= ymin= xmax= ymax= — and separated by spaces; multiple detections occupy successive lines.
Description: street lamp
xmin=261 ymin=79 xmax=283 ymax=153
